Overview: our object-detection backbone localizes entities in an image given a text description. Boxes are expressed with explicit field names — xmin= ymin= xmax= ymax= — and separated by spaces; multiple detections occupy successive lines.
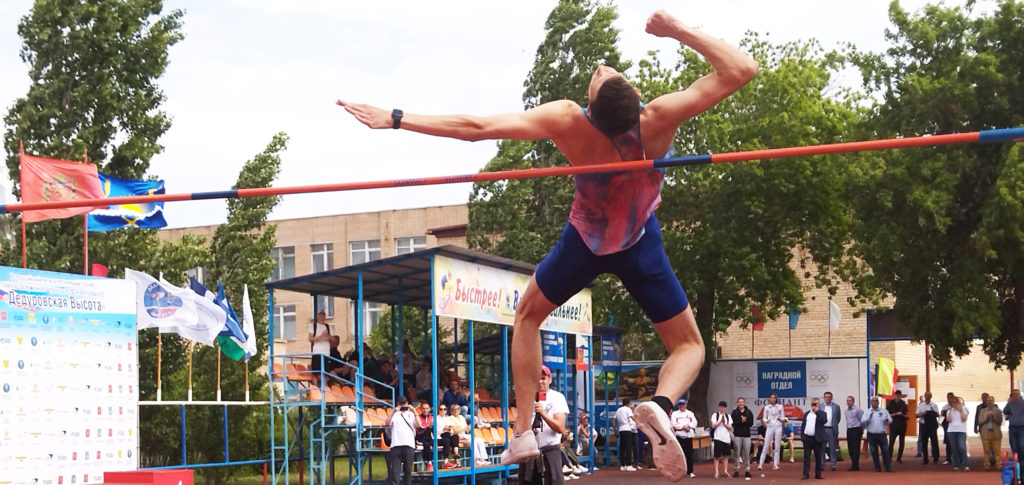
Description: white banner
xmin=0 ymin=266 xmax=138 ymax=485
xmin=433 ymin=255 xmax=592 ymax=335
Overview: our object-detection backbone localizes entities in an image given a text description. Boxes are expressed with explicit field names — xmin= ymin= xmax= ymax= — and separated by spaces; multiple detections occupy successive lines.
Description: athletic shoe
xmin=568 ymin=474 xmax=579 ymax=480
xmin=425 ymin=462 xmax=433 ymax=472
xmin=634 ymin=402 xmax=687 ymax=482
xmin=575 ymin=465 xmax=587 ymax=474
xmin=443 ymin=461 xmax=459 ymax=469
xmin=499 ymin=431 xmax=540 ymax=465
xmin=621 ymin=466 xmax=628 ymax=471
xmin=688 ymin=473 xmax=697 ymax=478
xmin=563 ymin=465 xmax=573 ymax=474
xmin=733 ymin=471 xmax=739 ymax=478
xmin=626 ymin=466 xmax=638 ymax=471
xmin=964 ymin=467 xmax=970 ymax=472
xmin=745 ymin=471 xmax=751 ymax=480
xmin=475 ymin=459 xmax=490 ymax=467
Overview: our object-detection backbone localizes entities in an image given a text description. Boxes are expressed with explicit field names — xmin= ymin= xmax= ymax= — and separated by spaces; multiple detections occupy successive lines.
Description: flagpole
xmin=828 ymin=326 xmax=832 ymax=357
xmin=244 ymin=360 xmax=250 ymax=402
xmin=216 ymin=341 xmax=222 ymax=402
xmin=156 ymin=332 xmax=163 ymax=402
xmin=82 ymin=150 xmax=88 ymax=275
xmin=18 ymin=140 xmax=26 ymax=268
xmin=187 ymin=341 xmax=194 ymax=402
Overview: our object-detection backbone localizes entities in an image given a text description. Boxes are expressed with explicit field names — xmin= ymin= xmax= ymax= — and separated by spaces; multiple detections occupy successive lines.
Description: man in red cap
xmin=338 ymin=9 xmax=757 ymax=482
xmin=519 ymin=365 xmax=570 ymax=485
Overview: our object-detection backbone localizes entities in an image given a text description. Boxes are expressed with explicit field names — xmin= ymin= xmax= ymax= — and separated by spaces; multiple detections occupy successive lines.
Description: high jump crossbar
xmin=2 ymin=127 xmax=1021 ymax=215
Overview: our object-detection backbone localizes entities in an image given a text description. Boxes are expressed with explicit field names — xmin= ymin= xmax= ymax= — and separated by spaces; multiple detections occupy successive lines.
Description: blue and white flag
xmin=87 ymin=173 xmax=167 ymax=231
xmin=125 ymin=268 xmax=225 ymax=346
xmin=189 ymin=277 xmax=250 ymax=361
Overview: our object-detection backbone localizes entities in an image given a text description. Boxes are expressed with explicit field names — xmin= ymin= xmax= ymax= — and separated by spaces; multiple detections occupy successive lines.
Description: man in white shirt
xmin=821 ymin=391 xmax=842 ymax=470
xmin=615 ymin=399 xmax=638 ymax=471
xmin=671 ymin=399 xmax=697 ymax=478
xmin=801 ymin=398 xmax=827 ymax=480
xmin=915 ymin=391 xmax=940 ymax=464
xmin=386 ymin=395 xmax=418 ymax=485
xmin=307 ymin=311 xmax=331 ymax=385
xmin=520 ymin=365 xmax=569 ymax=485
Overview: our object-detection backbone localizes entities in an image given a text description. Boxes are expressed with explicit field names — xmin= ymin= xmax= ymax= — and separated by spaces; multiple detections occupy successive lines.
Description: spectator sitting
xmin=325 ymin=335 xmax=343 ymax=377
xmin=781 ymin=422 xmax=796 ymax=463
xmin=414 ymin=360 xmax=432 ymax=401
xmin=374 ymin=359 xmax=399 ymax=399
xmin=444 ymin=404 xmax=469 ymax=468
xmin=415 ymin=401 xmax=436 ymax=472
xmin=576 ymin=414 xmax=593 ymax=457
xmin=442 ymin=381 xmax=465 ymax=410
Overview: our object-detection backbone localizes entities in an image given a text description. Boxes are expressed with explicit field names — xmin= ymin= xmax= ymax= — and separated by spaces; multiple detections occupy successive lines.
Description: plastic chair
xmin=272 ymin=362 xmax=284 ymax=380
xmin=309 ymin=386 xmax=323 ymax=402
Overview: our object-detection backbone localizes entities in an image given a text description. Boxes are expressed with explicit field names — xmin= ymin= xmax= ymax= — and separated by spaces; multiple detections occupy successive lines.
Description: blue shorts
xmin=534 ymin=214 xmax=689 ymax=323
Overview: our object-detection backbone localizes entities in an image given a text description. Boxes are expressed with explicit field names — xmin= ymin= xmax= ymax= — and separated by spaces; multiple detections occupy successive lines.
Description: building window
xmin=396 ymin=236 xmax=426 ymax=255
xmin=349 ymin=240 xmax=381 ymax=265
xmin=351 ymin=301 xmax=384 ymax=336
xmin=311 ymin=243 xmax=334 ymax=272
xmin=274 ymin=304 xmax=296 ymax=340
xmin=314 ymin=294 xmax=335 ymax=317
xmin=270 ymin=247 xmax=295 ymax=281
xmin=185 ymin=266 xmax=207 ymax=285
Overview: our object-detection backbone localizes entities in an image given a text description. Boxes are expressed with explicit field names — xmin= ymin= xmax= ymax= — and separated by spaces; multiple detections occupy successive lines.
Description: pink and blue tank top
xmin=568 ymin=107 xmax=672 ymax=256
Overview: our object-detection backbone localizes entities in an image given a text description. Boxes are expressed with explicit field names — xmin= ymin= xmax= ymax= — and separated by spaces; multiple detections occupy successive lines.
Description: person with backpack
xmin=711 ymin=401 xmax=734 ymax=479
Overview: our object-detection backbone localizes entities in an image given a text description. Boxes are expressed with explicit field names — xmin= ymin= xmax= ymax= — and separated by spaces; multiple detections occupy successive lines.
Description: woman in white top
xmin=670 ymin=399 xmax=698 ymax=478
xmin=945 ymin=395 xmax=970 ymax=471
xmin=758 ymin=393 xmax=788 ymax=471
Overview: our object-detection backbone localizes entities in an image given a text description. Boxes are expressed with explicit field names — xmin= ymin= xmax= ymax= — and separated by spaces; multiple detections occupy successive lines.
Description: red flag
xmin=90 ymin=263 xmax=109 ymax=277
xmin=20 ymin=153 xmax=104 ymax=222
xmin=752 ymin=305 xmax=765 ymax=331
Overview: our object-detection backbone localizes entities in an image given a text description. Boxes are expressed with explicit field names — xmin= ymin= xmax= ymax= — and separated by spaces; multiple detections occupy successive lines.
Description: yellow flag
xmin=877 ymin=357 xmax=898 ymax=398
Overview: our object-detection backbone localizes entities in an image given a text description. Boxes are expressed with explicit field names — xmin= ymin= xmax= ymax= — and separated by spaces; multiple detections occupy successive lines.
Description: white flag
xmin=828 ymin=300 xmax=841 ymax=330
xmin=242 ymin=284 xmax=257 ymax=359
xmin=125 ymin=268 xmax=226 ymax=346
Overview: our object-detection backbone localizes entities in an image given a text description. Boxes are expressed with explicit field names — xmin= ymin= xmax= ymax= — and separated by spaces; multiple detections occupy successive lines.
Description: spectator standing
xmin=977 ymin=394 xmax=1003 ymax=471
xmin=615 ymin=399 xmax=638 ymax=471
xmin=801 ymin=398 xmax=827 ymax=480
xmin=864 ymin=397 xmax=892 ymax=473
xmin=731 ymin=397 xmax=754 ymax=479
xmin=519 ymin=365 xmax=569 ymax=485
xmin=974 ymin=392 xmax=990 ymax=435
xmin=307 ymin=311 xmax=331 ymax=385
xmin=1004 ymin=389 xmax=1024 ymax=458
xmin=758 ymin=393 xmax=787 ymax=471
xmin=385 ymin=396 xmax=417 ymax=485
xmin=885 ymin=390 xmax=908 ymax=463
xmin=821 ymin=391 xmax=842 ymax=470
xmin=940 ymin=391 xmax=955 ymax=464
xmin=414 ymin=401 xmax=436 ymax=472
xmin=671 ymin=399 xmax=698 ymax=478
xmin=945 ymin=395 xmax=969 ymax=471
xmin=915 ymin=391 xmax=941 ymax=464
xmin=710 ymin=401 xmax=734 ymax=479
xmin=845 ymin=395 xmax=864 ymax=471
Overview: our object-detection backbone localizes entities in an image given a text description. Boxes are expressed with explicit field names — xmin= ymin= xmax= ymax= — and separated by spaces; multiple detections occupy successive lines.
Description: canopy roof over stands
xmin=266 ymin=245 xmax=536 ymax=308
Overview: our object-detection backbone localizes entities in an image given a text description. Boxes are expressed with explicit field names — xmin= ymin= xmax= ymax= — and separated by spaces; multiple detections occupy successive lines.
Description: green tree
xmin=2 ymin=0 xmax=184 ymax=273
xmin=849 ymin=0 xmax=1024 ymax=368
xmin=468 ymin=0 xmax=629 ymax=264
xmin=185 ymin=133 xmax=287 ymax=484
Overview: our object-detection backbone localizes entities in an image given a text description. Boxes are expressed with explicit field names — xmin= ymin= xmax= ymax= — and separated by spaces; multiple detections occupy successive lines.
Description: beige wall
xmin=158 ymin=204 xmax=468 ymax=358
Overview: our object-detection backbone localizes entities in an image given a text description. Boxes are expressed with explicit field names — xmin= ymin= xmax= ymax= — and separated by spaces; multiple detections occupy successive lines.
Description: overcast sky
xmin=0 ymin=0 xmax=984 ymax=228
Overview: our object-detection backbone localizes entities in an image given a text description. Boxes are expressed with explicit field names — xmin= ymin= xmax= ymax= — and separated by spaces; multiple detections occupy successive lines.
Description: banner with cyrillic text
xmin=0 ymin=266 xmax=138 ymax=485
xmin=432 ymin=255 xmax=592 ymax=335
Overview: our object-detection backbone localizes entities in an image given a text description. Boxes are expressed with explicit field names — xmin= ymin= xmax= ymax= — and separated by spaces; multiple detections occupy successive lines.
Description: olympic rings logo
xmin=735 ymin=375 xmax=753 ymax=385
xmin=809 ymin=373 xmax=829 ymax=384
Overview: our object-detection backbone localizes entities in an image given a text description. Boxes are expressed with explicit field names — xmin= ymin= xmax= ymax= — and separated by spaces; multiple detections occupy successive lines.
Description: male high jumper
xmin=338 ymin=10 xmax=757 ymax=481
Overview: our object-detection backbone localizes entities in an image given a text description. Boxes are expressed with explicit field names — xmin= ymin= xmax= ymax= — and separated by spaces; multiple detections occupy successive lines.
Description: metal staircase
xmin=270 ymin=353 xmax=395 ymax=485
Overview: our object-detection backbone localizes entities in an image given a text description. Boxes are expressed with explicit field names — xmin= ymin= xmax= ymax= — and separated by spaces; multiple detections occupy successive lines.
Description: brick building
xmin=159 ymin=203 xmax=1017 ymax=398
xmin=158 ymin=204 xmax=468 ymax=357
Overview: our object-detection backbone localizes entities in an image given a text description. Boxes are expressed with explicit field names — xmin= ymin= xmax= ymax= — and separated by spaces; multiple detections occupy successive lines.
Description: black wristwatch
xmin=391 ymin=109 xmax=403 ymax=129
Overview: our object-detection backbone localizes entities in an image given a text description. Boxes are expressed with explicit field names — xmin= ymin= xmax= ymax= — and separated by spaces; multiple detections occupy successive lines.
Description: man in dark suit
xmin=821 ymin=391 xmax=842 ymax=470
xmin=802 ymin=398 xmax=827 ymax=480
